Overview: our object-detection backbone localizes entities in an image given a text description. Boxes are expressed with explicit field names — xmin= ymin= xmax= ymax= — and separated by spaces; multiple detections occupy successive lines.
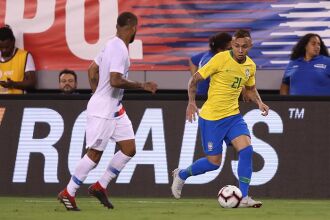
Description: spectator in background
xmin=280 ymin=33 xmax=330 ymax=95
xmin=0 ymin=25 xmax=36 ymax=94
xmin=59 ymin=69 xmax=78 ymax=94
xmin=188 ymin=32 xmax=232 ymax=96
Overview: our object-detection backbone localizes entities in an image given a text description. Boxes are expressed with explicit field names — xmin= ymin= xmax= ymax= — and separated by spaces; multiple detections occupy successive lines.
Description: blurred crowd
xmin=1 ymin=25 xmax=329 ymax=96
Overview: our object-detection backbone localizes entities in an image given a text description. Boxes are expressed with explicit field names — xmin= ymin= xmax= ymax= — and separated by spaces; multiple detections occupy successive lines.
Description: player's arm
xmin=240 ymin=86 xmax=250 ymax=102
xmin=189 ymin=52 xmax=204 ymax=76
xmin=88 ymin=61 xmax=99 ymax=93
xmin=279 ymin=83 xmax=289 ymax=95
xmin=0 ymin=70 xmax=36 ymax=90
xmin=186 ymin=72 xmax=204 ymax=122
xmin=22 ymin=71 xmax=36 ymax=89
xmin=110 ymin=72 xmax=157 ymax=93
xmin=188 ymin=59 xmax=198 ymax=76
xmin=245 ymin=85 xmax=269 ymax=116
xmin=280 ymin=61 xmax=293 ymax=95
xmin=18 ymin=53 xmax=37 ymax=90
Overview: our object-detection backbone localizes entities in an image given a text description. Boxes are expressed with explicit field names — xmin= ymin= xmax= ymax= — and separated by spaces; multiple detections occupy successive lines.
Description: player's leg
xmin=231 ymin=135 xmax=261 ymax=208
xmin=230 ymin=135 xmax=252 ymax=198
xmin=176 ymin=154 xmax=221 ymax=180
xmin=171 ymin=117 xmax=225 ymax=199
xmin=66 ymin=149 xmax=103 ymax=195
xmin=58 ymin=116 xmax=112 ymax=211
xmin=227 ymin=114 xmax=262 ymax=208
xmin=171 ymin=155 xmax=221 ymax=199
xmin=94 ymin=139 xmax=135 ymax=189
xmin=89 ymin=114 xmax=135 ymax=208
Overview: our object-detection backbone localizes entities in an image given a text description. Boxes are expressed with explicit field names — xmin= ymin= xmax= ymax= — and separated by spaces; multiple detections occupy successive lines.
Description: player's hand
xmin=186 ymin=102 xmax=199 ymax=122
xmin=0 ymin=81 xmax=6 ymax=87
xmin=143 ymin=81 xmax=158 ymax=94
xmin=259 ymin=102 xmax=269 ymax=116
xmin=0 ymin=78 xmax=15 ymax=88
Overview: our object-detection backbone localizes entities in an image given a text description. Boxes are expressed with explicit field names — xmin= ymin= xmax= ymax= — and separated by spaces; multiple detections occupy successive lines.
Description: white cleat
xmin=239 ymin=196 xmax=262 ymax=208
xmin=171 ymin=168 xmax=185 ymax=199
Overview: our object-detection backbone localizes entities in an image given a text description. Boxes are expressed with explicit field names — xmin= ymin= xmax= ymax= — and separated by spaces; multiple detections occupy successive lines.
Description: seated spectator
xmin=59 ymin=69 xmax=78 ymax=94
xmin=0 ymin=25 xmax=36 ymax=94
xmin=188 ymin=32 xmax=232 ymax=96
xmin=280 ymin=33 xmax=330 ymax=95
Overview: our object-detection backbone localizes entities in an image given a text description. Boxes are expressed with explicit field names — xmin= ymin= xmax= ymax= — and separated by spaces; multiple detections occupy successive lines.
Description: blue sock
xmin=178 ymin=157 xmax=219 ymax=180
xmin=238 ymin=145 xmax=253 ymax=198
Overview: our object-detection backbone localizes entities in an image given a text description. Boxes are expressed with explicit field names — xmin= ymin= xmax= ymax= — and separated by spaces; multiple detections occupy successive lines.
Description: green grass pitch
xmin=0 ymin=197 xmax=330 ymax=220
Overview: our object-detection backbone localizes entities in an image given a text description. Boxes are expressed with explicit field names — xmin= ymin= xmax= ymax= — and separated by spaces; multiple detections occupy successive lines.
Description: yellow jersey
xmin=198 ymin=50 xmax=256 ymax=120
xmin=0 ymin=48 xmax=28 ymax=94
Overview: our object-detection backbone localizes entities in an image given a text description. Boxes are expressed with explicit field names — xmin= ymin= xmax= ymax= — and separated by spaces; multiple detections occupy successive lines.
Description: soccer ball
xmin=217 ymin=185 xmax=242 ymax=208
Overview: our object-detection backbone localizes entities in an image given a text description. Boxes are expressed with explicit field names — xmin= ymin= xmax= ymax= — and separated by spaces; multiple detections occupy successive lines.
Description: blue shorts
xmin=198 ymin=114 xmax=250 ymax=155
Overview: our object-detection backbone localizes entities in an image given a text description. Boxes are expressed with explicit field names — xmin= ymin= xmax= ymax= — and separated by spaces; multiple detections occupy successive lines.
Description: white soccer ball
xmin=217 ymin=185 xmax=242 ymax=208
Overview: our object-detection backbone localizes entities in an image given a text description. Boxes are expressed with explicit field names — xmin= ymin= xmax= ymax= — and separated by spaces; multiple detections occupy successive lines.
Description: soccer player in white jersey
xmin=58 ymin=12 xmax=157 ymax=211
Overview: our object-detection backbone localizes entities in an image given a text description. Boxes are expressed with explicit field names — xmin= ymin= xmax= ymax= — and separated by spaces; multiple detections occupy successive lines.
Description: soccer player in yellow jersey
xmin=171 ymin=29 xmax=269 ymax=208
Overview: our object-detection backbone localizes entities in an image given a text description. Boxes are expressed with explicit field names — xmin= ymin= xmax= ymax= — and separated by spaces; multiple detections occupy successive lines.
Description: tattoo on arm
xmin=88 ymin=62 xmax=99 ymax=92
xmin=246 ymin=85 xmax=262 ymax=104
xmin=255 ymin=90 xmax=262 ymax=103
xmin=188 ymin=59 xmax=198 ymax=76
xmin=188 ymin=73 xmax=203 ymax=103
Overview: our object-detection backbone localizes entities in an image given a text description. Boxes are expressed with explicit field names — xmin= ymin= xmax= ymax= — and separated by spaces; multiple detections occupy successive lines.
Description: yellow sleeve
xmin=197 ymin=53 xmax=224 ymax=79
xmin=245 ymin=65 xmax=256 ymax=87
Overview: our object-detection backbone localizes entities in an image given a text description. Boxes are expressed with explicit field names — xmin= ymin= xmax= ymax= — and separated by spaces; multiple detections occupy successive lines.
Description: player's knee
xmin=86 ymin=148 xmax=103 ymax=163
xmin=207 ymin=155 xmax=222 ymax=166
xmin=118 ymin=139 xmax=136 ymax=157
xmin=128 ymin=148 xmax=136 ymax=157
xmin=211 ymin=161 xmax=221 ymax=168
xmin=121 ymin=147 xmax=136 ymax=157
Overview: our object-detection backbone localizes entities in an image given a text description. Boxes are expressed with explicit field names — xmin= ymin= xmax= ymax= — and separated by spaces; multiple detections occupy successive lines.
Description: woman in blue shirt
xmin=280 ymin=33 xmax=330 ymax=95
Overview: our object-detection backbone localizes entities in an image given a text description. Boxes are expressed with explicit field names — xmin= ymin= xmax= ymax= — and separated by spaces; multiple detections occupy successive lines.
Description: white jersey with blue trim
xmin=87 ymin=36 xmax=129 ymax=119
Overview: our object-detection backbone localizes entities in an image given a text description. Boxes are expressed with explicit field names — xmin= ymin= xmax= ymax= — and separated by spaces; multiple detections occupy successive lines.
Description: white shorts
xmin=85 ymin=114 xmax=135 ymax=151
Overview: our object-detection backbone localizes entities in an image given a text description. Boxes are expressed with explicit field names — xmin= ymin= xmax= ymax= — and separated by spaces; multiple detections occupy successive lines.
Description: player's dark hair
xmin=0 ymin=25 xmax=15 ymax=41
xmin=209 ymin=32 xmax=232 ymax=53
xmin=290 ymin=33 xmax=329 ymax=60
xmin=59 ymin=69 xmax=77 ymax=82
xmin=117 ymin=12 xmax=138 ymax=27
xmin=233 ymin=29 xmax=251 ymax=39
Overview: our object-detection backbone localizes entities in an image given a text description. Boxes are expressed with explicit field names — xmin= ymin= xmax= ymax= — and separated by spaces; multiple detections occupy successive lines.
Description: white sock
xmin=98 ymin=151 xmax=132 ymax=189
xmin=67 ymin=154 xmax=96 ymax=196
